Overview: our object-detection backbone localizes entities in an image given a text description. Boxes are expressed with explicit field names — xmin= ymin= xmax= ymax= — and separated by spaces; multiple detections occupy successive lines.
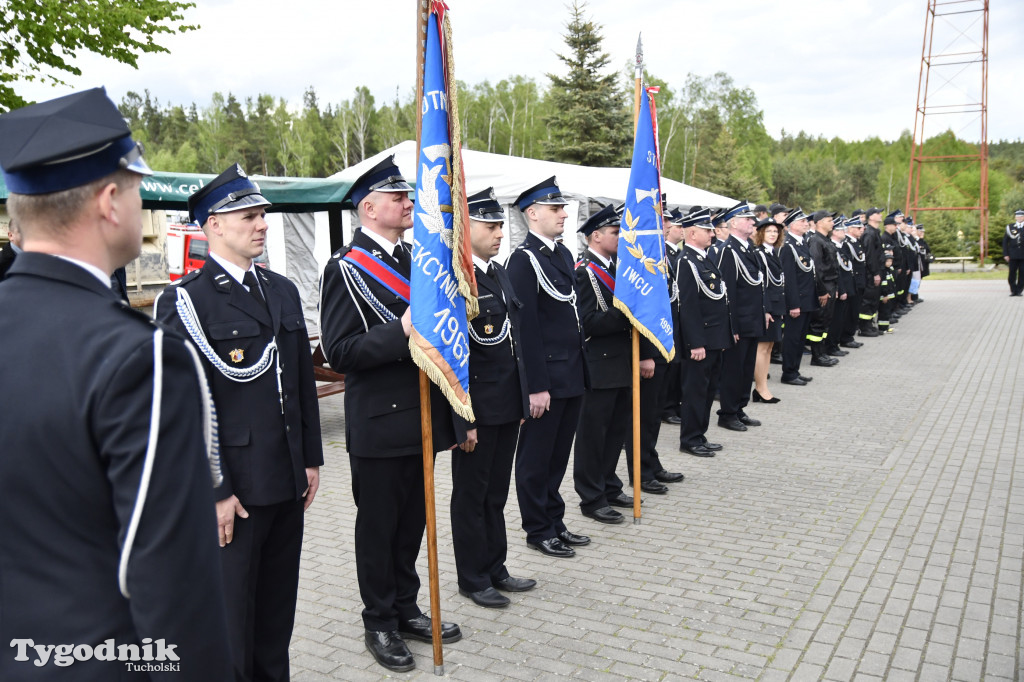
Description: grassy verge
xmin=925 ymin=270 xmax=1006 ymax=280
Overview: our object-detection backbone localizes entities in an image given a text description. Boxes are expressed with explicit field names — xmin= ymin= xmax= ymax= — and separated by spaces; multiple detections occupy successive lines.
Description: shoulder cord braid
xmin=836 ymin=250 xmax=854 ymax=272
xmin=687 ymin=259 xmax=727 ymax=300
xmin=468 ymin=317 xmax=511 ymax=345
xmin=669 ymin=274 xmax=679 ymax=303
xmin=1008 ymin=224 xmax=1022 ymax=242
xmin=584 ymin=267 xmax=609 ymax=312
xmin=523 ymin=250 xmax=582 ymax=330
xmin=118 ymin=328 xmax=163 ymax=598
xmin=340 ymin=260 xmax=397 ymax=323
xmin=787 ymin=243 xmax=814 ymax=273
xmin=847 ymin=242 xmax=865 ymax=262
xmin=174 ymin=287 xmax=284 ymax=415
xmin=759 ymin=250 xmax=785 ymax=287
xmin=731 ymin=249 xmax=764 ymax=286
xmin=181 ymin=340 xmax=223 ymax=488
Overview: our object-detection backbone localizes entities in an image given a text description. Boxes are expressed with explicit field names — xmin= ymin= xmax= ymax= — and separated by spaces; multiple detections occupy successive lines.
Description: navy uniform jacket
xmin=675 ymin=245 xmax=734 ymax=351
xmin=807 ymin=231 xmax=838 ymax=294
xmin=715 ymin=234 xmax=766 ymax=338
xmin=1004 ymin=223 xmax=1024 ymax=259
xmin=880 ymin=230 xmax=904 ymax=270
xmin=466 ymin=261 xmax=529 ymax=426
xmin=319 ymin=228 xmax=462 ymax=456
xmin=575 ymin=250 xmax=631 ymax=389
xmin=781 ymin=233 xmax=817 ymax=312
xmin=902 ymin=233 xmax=919 ymax=271
xmin=155 ymin=257 xmax=323 ymax=506
xmin=833 ymin=240 xmax=856 ymax=297
xmin=665 ymin=243 xmax=684 ymax=364
xmin=845 ymin=237 xmax=867 ymax=292
xmin=757 ymin=245 xmax=786 ymax=318
xmin=0 ymin=254 xmax=232 ymax=681
xmin=505 ymin=232 xmax=588 ymax=398
xmin=918 ymin=238 xmax=932 ymax=277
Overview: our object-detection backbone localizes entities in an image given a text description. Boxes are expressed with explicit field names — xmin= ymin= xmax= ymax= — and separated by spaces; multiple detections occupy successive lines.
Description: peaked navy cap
xmin=783 ymin=207 xmax=808 ymax=226
xmin=681 ymin=207 xmax=715 ymax=229
xmin=188 ymin=163 xmax=271 ymax=226
xmin=0 ymin=87 xmax=152 ymax=194
xmin=515 ymin=176 xmax=569 ymax=211
xmin=577 ymin=203 xmax=621 ymax=236
xmin=466 ymin=187 xmax=505 ymax=223
xmin=720 ymin=200 xmax=755 ymax=222
xmin=342 ymin=155 xmax=412 ymax=209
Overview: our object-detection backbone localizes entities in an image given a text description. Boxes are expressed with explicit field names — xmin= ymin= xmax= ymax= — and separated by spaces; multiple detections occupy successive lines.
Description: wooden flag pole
xmin=415 ymin=1 xmax=444 ymax=674
xmin=631 ymin=35 xmax=643 ymax=525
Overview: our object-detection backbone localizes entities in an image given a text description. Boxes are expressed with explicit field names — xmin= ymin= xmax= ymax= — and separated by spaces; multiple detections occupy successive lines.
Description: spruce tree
xmin=543 ymin=1 xmax=630 ymax=166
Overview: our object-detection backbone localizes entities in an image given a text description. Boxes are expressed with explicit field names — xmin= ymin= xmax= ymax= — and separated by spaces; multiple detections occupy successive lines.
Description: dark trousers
xmin=451 ymin=420 xmax=520 ymax=592
xmin=659 ymin=359 xmax=682 ymax=420
xmin=826 ymin=298 xmax=847 ymax=349
xmin=220 ymin=499 xmax=304 ymax=682
xmin=879 ymin=298 xmax=894 ymax=328
xmin=782 ymin=312 xmax=810 ymax=381
xmin=625 ymin=362 xmax=667 ymax=483
xmin=717 ymin=336 xmax=757 ymax=419
xmin=515 ymin=395 xmax=583 ymax=544
xmin=679 ymin=350 xmax=723 ymax=448
xmin=860 ymin=284 xmax=880 ymax=329
xmin=350 ymin=454 xmax=425 ymax=631
xmin=1009 ymin=259 xmax=1023 ymax=295
xmin=842 ymin=290 xmax=863 ymax=342
xmin=807 ymin=293 xmax=835 ymax=343
xmin=574 ymin=387 xmax=628 ymax=513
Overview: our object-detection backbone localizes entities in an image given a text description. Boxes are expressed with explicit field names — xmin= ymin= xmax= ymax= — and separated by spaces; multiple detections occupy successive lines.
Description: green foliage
xmin=542 ymin=1 xmax=630 ymax=166
xmin=1 ymin=0 xmax=197 ymax=111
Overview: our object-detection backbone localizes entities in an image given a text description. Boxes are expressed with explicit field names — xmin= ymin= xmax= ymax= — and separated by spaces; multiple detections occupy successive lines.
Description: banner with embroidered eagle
xmin=613 ymin=87 xmax=675 ymax=361
xmin=409 ymin=1 xmax=478 ymax=421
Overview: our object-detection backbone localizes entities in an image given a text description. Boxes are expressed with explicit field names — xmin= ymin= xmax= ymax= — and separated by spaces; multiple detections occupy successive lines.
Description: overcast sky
xmin=17 ymin=0 xmax=1023 ymax=144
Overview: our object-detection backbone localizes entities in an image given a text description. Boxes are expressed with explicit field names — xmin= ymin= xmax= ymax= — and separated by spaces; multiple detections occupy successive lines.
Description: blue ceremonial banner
xmin=613 ymin=87 xmax=675 ymax=361
xmin=409 ymin=2 xmax=477 ymax=421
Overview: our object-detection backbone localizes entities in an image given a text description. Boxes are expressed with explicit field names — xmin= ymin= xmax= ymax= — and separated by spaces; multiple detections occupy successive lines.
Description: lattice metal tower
xmin=905 ymin=0 xmax=989 ymax=258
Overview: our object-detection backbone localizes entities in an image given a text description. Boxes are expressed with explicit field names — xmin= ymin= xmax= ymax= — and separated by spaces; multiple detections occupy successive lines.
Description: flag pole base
xmin=633 ymin=517 xmax=642 ymax=525
xmin=434 ymin=665 xmax=445 ymax=676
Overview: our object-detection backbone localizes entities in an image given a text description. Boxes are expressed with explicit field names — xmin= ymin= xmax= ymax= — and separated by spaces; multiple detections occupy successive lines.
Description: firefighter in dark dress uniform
xmin=714 ymin=201 xmax=767 ymax=432
xmin=840 ymin=215 xmax=867 ymax=347
xmin=858 ymin=207 xmax=885 ymax=335
xmin=154 ymin=163 xmax=324 ymax=682
xmin=805 ymin=210 xmax=839 ymax=367
xmin=573 ymin=203 xmax=635 ymax=524
xmin=660 ymin=207 xmax=686 ymax=424
xmin=318 ymin=156 xmax=464 ymax=672
xmin=506 ymin=177 xmax=591 ymax=559
xmin=451 ymin=188 xmax=535 ymax=609
xmin=0 ymin=88 xmax=232 ymax=681
xmin=676 ymin=208 xmax=734 ymax=457
xmin=779 ymin=208 xmax=817 ymax=385
xmin=824 ymin=218 xmax=855 ymax=357
xmin=1003 ymin=209 xmax=1024 ymax=296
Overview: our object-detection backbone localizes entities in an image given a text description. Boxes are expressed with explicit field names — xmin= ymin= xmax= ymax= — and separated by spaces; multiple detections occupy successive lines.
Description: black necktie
xmin=486 ymin=263 xmax=495 ymax=278
xmin=607 ymin=260 xmax=616 ymax=277
xmin=395 ymin=243 xmax=410 ymax=270
xmin=243 ymin=271 xmax=267 ymax=310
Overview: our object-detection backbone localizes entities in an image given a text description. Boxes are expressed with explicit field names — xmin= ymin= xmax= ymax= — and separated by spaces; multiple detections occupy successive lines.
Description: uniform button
xmin=283 ymin=393 xmax=289 ymax=402
xmin=286 ymin=425 xmax=291 ymax=433
xmin=391 ymin=403 xmax=397 ymax=409
xmin=232 ymin=330 xmax=238 ymax=336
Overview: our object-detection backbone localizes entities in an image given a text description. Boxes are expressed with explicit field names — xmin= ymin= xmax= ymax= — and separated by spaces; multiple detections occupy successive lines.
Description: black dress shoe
xmin=493 ymin=576 xmax=536 ymax=592
xmin=558 ymin=529 xmax=591 ymax=546
xmin=718 ymin=418 xmax=747 ymax=432
xmin=825 ymin=348 xmax=848 ymax=357
xmin=770 ymin=354 xmax=783 ymax=365
xmin=459 ymin=586 xmax=510 ymax=608
xmin=661 ymin=414 xmax=682 ymax=425
xmin=607 ymin=493 xmax=634 ymax=508
xmin=700 ymin=438 xmax=723 ymax=450
xmin=399 ymin=614 xmax=462 ymax=643
xmin=751 ymin=389 xmax=781 ymax=404
xmin=527 ymin=537 xmax=575 ymax=557
xmin=681 ymin=443 xmax=715 ymax=457
xmin=582 ymin=506 xmax=624 ymax=524
xmin=781 ymin=376 xmax=808 ymax=386
xmin=737 ymin=413 xmax=761 ymax=427
xmin=810 ymin=357 xmax=837 ymax=367
xmin=365 ymin=630 xmax=415 ymax=672
xmin=640 ymin=480 xmax=669 ymax=494
xmin=655 ymin=470 xmax=684 ymax=483
xmin=798 ymin=374 xmax=813 ymax=382
xmin=859 ymin=328 xmax=880 ymax=337
xmin=840 ymin=341 xmax=863 ymax=349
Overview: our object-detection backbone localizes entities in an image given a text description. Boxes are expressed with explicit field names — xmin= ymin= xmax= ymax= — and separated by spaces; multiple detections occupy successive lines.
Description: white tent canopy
xmin=330 ymin=140 xmax=735 ymax=262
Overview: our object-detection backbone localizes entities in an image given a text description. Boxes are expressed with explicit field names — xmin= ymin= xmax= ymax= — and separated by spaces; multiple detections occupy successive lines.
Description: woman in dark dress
xmin=752 ymin=218 xmax=785 ymax=403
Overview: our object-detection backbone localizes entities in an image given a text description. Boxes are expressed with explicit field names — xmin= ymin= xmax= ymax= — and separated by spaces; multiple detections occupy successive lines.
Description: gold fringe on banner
xmin=612 ymin=298 xmax=676 ymax=363
xmin=411 ymin=329 xmax=476 ymax=422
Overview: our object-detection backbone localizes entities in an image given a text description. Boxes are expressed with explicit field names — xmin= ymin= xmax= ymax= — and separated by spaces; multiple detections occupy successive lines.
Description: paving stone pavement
xmin=291 ymin=280 xmax=1023 ymax=681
